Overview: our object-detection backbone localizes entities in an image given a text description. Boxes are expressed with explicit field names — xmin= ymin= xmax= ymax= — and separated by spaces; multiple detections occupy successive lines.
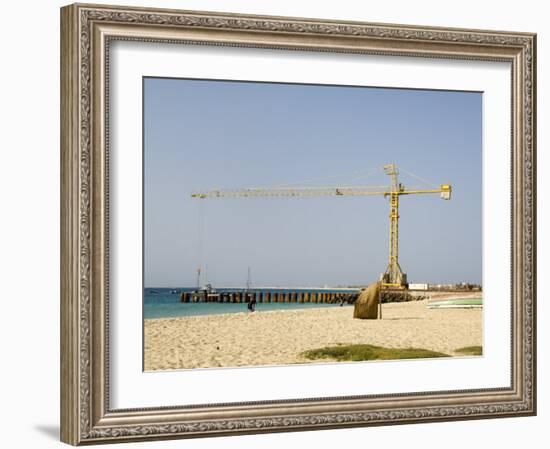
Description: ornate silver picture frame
xmin=60 ymin=3 xmax=536 ymax=445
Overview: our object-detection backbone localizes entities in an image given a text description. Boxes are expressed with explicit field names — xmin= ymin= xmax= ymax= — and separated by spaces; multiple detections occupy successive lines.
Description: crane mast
xmin=384 ymin=164 xmax=405 ymax=287
xmin=191 ymin=164 xmax=451 ymax=289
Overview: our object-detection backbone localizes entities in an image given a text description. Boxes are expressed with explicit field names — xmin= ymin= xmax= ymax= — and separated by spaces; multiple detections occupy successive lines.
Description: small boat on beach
xmin=427 ymin=294 xmax=482 ymax=309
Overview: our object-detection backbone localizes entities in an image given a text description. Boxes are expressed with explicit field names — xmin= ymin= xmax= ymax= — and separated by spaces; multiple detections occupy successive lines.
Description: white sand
xmin=144 ymin=300 xmax=482 ymax=371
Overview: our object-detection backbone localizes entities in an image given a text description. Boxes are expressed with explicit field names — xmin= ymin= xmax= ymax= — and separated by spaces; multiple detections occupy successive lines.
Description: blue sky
xmin=144 ymin=77 xmax=482 ymax=288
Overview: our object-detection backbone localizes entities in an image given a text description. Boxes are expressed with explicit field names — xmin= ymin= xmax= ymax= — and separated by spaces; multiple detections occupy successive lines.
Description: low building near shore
xmin=408 ymin=283 xmax=429 ymax=290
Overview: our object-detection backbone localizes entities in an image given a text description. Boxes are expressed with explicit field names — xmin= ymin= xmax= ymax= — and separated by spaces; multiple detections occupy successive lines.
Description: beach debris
xmin=353 ymin=281 xmax=381 ymax=319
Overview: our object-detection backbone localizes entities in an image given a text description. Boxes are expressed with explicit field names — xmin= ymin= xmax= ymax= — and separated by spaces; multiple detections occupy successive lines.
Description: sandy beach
xmin=144 ymin=299 xmax=482 ymax=371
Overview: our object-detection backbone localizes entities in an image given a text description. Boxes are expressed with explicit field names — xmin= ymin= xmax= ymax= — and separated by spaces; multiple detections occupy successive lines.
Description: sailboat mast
xmin=246 ymin=266 xmax=251 ymax=292
xmin=195 ymin=267 xmax=201 ymax=290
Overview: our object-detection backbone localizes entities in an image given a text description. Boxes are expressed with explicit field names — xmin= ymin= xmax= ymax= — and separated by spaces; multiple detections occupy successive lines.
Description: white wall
xmin=0 ymin=1 xmax=545 ymax=448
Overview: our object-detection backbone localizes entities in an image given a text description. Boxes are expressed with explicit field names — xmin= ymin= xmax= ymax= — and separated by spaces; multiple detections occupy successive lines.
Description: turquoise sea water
xmin=144 ymin=287 xmax=358 ymax=319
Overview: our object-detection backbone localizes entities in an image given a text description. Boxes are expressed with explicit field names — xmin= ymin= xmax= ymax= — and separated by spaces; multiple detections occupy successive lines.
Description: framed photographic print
xmin=60 ymin=3 xmax=536 ymax=445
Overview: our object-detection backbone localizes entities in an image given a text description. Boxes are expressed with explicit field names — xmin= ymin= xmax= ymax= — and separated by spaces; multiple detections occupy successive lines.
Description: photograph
xmin=143 ymin=77 xmax=483 ymax=371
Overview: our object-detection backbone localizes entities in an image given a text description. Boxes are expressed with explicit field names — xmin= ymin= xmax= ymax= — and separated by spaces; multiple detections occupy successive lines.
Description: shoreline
xmin=144 ymin=300 xmax=482 ymax=371
xmin=144 ymin=303 xmax=353 ymax=321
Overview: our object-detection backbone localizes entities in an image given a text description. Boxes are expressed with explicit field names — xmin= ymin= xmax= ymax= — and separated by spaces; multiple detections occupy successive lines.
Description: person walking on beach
xmin=247 ymin=295 xmax=257 ymax=313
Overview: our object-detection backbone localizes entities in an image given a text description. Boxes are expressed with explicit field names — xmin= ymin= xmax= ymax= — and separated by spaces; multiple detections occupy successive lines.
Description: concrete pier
xmin=177 ymin=288 xmax=359 ymax=304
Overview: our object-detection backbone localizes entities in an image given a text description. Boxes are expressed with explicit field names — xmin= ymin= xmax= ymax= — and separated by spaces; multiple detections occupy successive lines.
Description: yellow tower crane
xmin=191 ymin=164 xmax=452 ymax=289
